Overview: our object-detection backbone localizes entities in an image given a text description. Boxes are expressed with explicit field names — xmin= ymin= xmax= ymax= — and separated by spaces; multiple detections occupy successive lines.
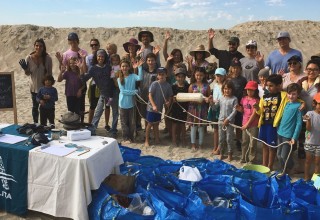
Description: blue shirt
xmin=277 ymin=102 xmax=302 ymax=141
xmin=265 ymin=49 xmax=302 ymax=75
xmin=117 ymin=66 xmax=143 ymax=109
xmin=36 ymin=86 xmax=58 ymax=109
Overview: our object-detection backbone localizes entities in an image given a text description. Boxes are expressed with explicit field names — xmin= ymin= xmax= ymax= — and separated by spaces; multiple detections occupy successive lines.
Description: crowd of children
xmin=19 ymin=30 xmax=320 ymax=180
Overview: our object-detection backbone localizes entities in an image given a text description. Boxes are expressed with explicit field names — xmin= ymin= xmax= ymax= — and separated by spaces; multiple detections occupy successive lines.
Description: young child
xmin=277 ymin=83 xmax=303 ymax=174
xmin=216 ymin=80 xmax=238 ymax=161
xmin=106 ymin=43 xmax=117 ymax=57
xmin=36 ymin=74 xmax=58 ymax=127
xmin=236 ymin=81 xmax=260 ymax=163
xmin=228 ymin=59 xmax=247 ymax=150
xmin=303 ymin=93 xmax=320 ymax=180
xmin=81 ymin=49 xmax=114 ymax=132
xmin=104 ymin=53 xmax=121 ymax=133
xmin=210 ymin=68 xmax=227 ymax=155
xmin=117 ymin=58 xmax=144 ymax=144
xmin=171 ymin=68 xmax=190 ymax=146
xmin=138 ymin=53 xmax=158 ymax=129
xmin=145 ymin=67 xmax=173 ymax=147
xmin=257 ymin=68 xmax=270 ymax=98
xmin=58 ymin=57 xmax=83 ymax=115
xmin=255 ymin=74 xmax=289 ymax=170
xmin=187 ymin=67 xmax=211 ymax=151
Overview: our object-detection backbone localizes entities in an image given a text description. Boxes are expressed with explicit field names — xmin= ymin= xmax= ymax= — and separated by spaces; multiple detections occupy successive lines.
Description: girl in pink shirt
xmin=236 ymin=81 xmax=260 ymax=163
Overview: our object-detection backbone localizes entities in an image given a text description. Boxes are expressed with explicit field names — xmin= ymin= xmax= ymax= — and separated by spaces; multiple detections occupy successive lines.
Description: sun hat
xmin=314 ymin=93 xmax=320 ymax=103
xmin=189 ymin=45 xmax=211 ymax=58
xmin=246 ymin=40 xmax=257 ymax=47
xmin=67 ymin=32 xmax=79 ymax=41
xmin=123 ymin=38 xmax=141 ymax=53
xmin=175 ymin=67 xmax=187 ymax=76
xmin=230 ymin=58 xmax=241 ymax=67
xmin=258 ymin=68 xmax=270 ymax=78
xmin=228 ymin=36 xmax=240 ymax=44
xmin=277 ymin=31 xmax=290 ymax=40
xmin=215 ymin=68 xmax=227 ymax=76
xmin=245 ymin=81 xmax=258 ymax=90
xmin=138 ymin=30 xmax=154 ymax=42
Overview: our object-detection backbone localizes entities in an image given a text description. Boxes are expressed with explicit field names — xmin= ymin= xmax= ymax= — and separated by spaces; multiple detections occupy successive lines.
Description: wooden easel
xmin=0 ymin=72 xmax=17 ymax=124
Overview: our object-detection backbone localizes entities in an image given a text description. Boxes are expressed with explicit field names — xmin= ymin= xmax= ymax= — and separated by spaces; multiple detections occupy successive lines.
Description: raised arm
xmin=208 ymin=28 xmax=215 ymax=50
xmin=163 ymin=31 xmax=171 ymax=61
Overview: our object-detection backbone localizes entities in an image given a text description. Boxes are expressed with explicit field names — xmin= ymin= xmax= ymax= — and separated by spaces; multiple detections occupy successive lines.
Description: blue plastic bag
xmin=292 ymin=179 xmax=320 ymax=220
xmin=119 ymin=145 xmax=141 ymax=162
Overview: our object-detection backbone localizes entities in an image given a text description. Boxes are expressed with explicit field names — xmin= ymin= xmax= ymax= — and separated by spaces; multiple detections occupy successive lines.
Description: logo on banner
xmin=0 ymin=156 xmax=16 ymax=199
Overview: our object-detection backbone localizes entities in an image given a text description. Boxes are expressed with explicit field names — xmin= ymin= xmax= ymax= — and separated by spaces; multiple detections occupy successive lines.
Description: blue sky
xmin=1 ymin=0 xmax=319 ymax=30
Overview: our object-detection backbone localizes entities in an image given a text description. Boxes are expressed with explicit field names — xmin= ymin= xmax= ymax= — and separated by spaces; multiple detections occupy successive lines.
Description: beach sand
xmin=0 ymin=20 xmax=316 ymax=219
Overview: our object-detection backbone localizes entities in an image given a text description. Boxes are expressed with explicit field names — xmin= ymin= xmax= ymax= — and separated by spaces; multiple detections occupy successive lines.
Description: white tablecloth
xmin=27 ymin=136 xmax=124 ymax=220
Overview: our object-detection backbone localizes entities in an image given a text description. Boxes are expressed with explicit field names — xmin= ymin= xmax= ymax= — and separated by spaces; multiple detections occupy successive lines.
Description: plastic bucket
xmin=243 ymin=164 xmax=270 ymax=174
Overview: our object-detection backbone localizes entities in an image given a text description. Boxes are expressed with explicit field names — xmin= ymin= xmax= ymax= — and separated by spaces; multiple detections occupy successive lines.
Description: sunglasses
xmin=288 ymin=62 xmax=298 ymax=65
xmin=90 ymin=44 xmax=99 ymax=47
xmin=229 ymin=42 xmax=236 ymax=46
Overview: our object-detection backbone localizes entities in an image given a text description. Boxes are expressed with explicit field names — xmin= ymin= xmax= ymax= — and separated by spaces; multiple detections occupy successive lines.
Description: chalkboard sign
xmin=0 ymin=72 xmax=17 ymax=124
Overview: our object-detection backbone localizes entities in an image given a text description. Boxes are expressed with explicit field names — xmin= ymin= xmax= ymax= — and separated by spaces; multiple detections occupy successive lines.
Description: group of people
xmin=19 ymin=29 xmax=320 ymax=180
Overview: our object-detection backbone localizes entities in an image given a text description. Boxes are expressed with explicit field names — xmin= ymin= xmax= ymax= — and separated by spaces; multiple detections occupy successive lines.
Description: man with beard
xmin=207 ymin=28 xmax=244 ymax=71
xmin=138 ymin=30 xmax=161 ymax=70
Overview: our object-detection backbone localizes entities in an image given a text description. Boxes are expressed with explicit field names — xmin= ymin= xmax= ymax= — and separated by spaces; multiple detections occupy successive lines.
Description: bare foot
xmin=144 ymin=141 xmax=150 ymax=147
xmin=219 ymin=154 xmax=224 ymax=160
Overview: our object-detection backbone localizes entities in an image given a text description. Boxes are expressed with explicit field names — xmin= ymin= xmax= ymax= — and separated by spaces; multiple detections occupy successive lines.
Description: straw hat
xmin=189 ymin=45 xmax=210 ymax=58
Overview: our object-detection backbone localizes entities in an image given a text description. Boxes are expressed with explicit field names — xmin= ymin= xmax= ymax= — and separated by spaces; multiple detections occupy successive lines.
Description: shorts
xmin=304 ymin=144 xmax=320 ymax=156
xmin=146 ymin=111 xmax=161 ymax=123
xmin=258 ymin=124 xmax=277 ymax=147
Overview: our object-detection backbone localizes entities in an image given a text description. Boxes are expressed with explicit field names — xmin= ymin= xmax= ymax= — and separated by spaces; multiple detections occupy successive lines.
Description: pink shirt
xmin=62 ymin=48 xmax=88 ymax=66
xmin=240 ymin=96 xmax=259 ymax=127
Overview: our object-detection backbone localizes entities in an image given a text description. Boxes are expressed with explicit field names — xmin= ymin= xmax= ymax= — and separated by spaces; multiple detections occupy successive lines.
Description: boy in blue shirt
xmin=36 ymin=74 xmax=58 ymax=128
xmin=277 ymin=83 xmax=302 ymax=174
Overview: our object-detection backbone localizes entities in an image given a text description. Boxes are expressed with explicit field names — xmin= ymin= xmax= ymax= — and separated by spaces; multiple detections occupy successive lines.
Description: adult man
xmin=240 ymin=40 xmax=264 ymax=82
xmin=208 ymin=28 xmax=244 ymax=70
xmin=265 ymin=31 xmax=302 ymax=75
xmin=138 ymin=30 xmax=161 ymax=69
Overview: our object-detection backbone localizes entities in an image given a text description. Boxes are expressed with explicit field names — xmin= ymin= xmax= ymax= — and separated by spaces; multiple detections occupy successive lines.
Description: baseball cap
xmin=215 ymin=68 xmax=226 ymax=76
xmin=244 ymin=81 xmax=258 ymax=90
xmin=277 ymin=31 xmax=290 ymax=39
xmin=230 ymin=58 xmax=241 ymax=67
xmin=156 ymin=67 xmax=167 ymax=74
xmin=68 ymin=32 xmax=79 ymax=41
xmin=314 ymin=93 xmax=320 ymax=103
xmin=175 ymin=68 xmax=186 ymax=76
xmin=287 ymin=55 xmax=302 ymax=63
xmin=246 ymin=40 xmax=257 ymax=47
xmin=228 ymin=37 xmax=240 ymax=44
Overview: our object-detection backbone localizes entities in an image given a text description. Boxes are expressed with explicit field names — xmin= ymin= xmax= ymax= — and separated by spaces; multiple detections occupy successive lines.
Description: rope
xmin=135 ymin=91 xmax=293 ymax=177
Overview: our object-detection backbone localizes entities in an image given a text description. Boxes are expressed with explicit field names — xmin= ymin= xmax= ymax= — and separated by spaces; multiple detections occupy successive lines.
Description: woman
xmin=83 ymin=38 xmax=101 ymax=123
xmin=186 ymin=45 xmax=210 ymax=77
xmin=298 ymin=60 xmax=320 ymax=111
xmin=19 ymin=38 xmax=52 ymax=124
xmin=123 ymin=37 xmax=141 ymax=72
xmin=282 ymin=55 xmax=306 ymax=91
xmin=240 ymin=40 xmax=264 ymax=82
xmin=163 ymin=31 xmax=187 ymax=84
